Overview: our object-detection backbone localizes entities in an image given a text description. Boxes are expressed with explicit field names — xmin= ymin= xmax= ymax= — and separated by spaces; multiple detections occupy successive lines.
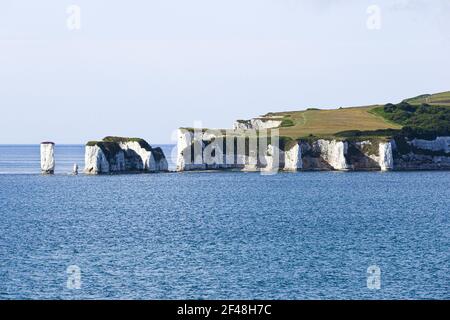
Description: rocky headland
xmin=176 ymin=91 xmax=450 ymax=172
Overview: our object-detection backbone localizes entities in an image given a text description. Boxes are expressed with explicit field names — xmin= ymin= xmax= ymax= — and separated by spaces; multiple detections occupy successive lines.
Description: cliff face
xmin=410 ymin=137 xmax=450 ymax=152
xmin=176 ymin=129 xmax=207 ymax=171
xmin=40 ymin=142 xmax=55 ymax=174
xmin=84 ymin=137 xmax=168 ymax=174
xmin=177 ymin=129 xmax=263 ymax=172
xmin=379 ymin=142 xmax=394 ymax=171
xmin=233 ymin=118 xmax=282 ymax=130
xmin=261 ymin=144 xmax=284 ymax=173
xmin=176 ymin=128 xmax=450 ymax=172
xmin=393 ymin=136 xmax=450 ymax=170
xmin=151 ymin=147 xmax=169 ymax=171
xmin=317 ymin=140 xmax=348 ymax=170
xmin=284 ymin=143 xmax=302 ymax=171
xmin=302 ymin=137 xmax=450 ymax=171
xmin=301 ymin=140 xmax=348 ymax=171
xmin=176 ymin=129 xmax=351 ymax=172
xmin=84 ymin=144 xmax=116 ymax=174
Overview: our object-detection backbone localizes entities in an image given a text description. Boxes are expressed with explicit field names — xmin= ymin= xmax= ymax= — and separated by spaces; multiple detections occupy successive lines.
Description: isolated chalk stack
xmin=72 ymin=163 xmax=78 ymax=175
xmin=40 ymin=142 xmax=55 ymax=174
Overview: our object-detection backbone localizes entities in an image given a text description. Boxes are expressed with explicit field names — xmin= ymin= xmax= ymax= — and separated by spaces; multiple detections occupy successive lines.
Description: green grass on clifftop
xmin=103 ymin=136 xmax=151 ymax=149
xmin=270 ymin=106 xmax=401 ymax=139
xmin=402 ymin=91 xmax=450 ymax=106
xmin=258 ymin=91 xmax=450 ymax=140
xmin=180 ymin=91 xmax=450 ymax=142
xmin=86 ymin=136 xmax=154 ymax=154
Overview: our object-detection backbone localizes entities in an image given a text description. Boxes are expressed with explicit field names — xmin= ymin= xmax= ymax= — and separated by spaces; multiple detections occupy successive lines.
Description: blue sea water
xmin=0 ymin=145 xmax=448 ymax=299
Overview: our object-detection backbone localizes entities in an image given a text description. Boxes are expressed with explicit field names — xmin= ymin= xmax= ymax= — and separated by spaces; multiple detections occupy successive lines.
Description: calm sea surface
xmin=0 ymin=145 xmax=448 ymax=299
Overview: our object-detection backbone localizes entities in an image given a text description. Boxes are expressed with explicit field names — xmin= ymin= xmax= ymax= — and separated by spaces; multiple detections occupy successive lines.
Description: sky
xmin=0 ymin=0 xmax=449 ymax=144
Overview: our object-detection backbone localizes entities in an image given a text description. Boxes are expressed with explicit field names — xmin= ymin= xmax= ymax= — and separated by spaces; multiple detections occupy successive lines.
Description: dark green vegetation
xmin=280 ymin=116 xmax=295 ymax=128
xmin=371 ymin=102 xmax=450 ymax=138
xmin=86 ymin=136 xmax=154 ymax=159
xmin=402 ymin=91 xmax=450 ymax=106
xmin=86 ymin=141 xmax=123 ymax=160
xmin=102 ymin=136 xmax=152 ymax=151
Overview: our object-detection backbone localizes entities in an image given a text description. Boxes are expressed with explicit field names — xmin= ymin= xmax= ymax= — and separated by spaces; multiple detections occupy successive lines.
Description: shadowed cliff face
xmin=345 ymin=142 xmax=380 ymax=170
xmin=392 ymin=136 xmax=450 ymax=170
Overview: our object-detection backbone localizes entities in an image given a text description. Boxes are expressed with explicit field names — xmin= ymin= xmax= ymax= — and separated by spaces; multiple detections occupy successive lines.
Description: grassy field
xmin=403 ymin=91 xmax=450 ymax=106
xmin=266 ymin=106 xmax=401 ymax=139
xmin=260 ymin=91 xmax=450 ymax=139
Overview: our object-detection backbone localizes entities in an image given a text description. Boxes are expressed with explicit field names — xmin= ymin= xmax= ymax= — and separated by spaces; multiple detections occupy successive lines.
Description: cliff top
xmin=274 ymin=105 xmax=401 ymax=139
xmin=402 ymin=91 xmax=450 ymax=106
xmin=86 ymin=136 xmax=156 ymax=160
xmin=87 ymin=136 xmax=152 ymax=151
xmin=178 ymin=91 xmax=450 ymax=143
xmin=244 ymin=91 xmax=450 ymax=141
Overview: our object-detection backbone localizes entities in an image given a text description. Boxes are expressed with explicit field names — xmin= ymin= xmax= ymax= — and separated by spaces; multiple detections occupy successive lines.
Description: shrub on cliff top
xmin=86 ymin=141 xmax=123 ymax=160
xmin=102 ymin=136 xmax=152 ymax=151
xmin=280 ymin=117 xmax=295 ymax=128
xmin=86 ymin=136 xmax=154 ymax=158
xmin=335 ymin=129 xmax=401 ymax=138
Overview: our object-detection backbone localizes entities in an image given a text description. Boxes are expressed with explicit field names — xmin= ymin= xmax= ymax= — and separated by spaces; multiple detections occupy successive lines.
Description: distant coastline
xmin=2 ymin=91 xmax=450 ymax=175
xmin=175 ymin=91 xmax=450 ymax=173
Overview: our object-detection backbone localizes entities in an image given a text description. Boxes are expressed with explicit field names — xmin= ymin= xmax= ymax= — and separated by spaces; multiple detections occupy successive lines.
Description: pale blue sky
xmin=0 ymin=0 xmax=449 ymax=143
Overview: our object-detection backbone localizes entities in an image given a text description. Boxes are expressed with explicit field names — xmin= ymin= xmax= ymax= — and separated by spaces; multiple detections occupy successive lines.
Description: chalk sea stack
xmin=40 ymin=142 xmax=55 ymax=174
xmin=72 ymin=163 xmax=79 ymax=175
xmin=84 ymin=136 xmax=168 ymax=174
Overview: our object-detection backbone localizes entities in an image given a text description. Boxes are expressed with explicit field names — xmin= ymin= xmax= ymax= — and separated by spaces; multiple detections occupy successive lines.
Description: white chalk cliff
xmin=40 ymin=142 xmax=55 ymax=174
xmin=73 ymin=163 xmax=79 ymax=175
xmin=261 ymin=144 xmax=284 ymax=173
xmin=118 ymin=141 xmax=167 ymax=171
xmin=284 ymin=143 xmax=302 ymax=171
xmin=177 ymin=128 xmax=290 ymax=172
xmin=176 ymin=130 xmax=350 ymax=173
xmin=176 ymin=129 xmax=206 ymax=171
xmin=410 ymin=136 xmax=450 ymax=153
xmin=233 ymin=118 xmax=283 ymax=130
xmin=379 ymin=141 xmax=394 ymax=171
xmin=85 ymin=145 xmax=114 ymax=174
xmin=241 ymin=152 xmax=259 ymax=171
xmin=316 ymin=140 xmax=348 ymax=170
xmin=175 ymin=126 xmax=450 ymax=172
xmin=84 ymin=137 xmax=168 ymax=174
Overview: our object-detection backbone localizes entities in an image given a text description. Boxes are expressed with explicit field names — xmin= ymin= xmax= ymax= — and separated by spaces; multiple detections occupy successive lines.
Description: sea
xmin=0 ymin=145 xmax=448 ymax=299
